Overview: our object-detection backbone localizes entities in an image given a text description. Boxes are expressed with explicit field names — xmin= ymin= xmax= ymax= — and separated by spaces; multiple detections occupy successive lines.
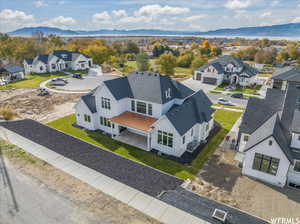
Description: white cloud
xmin=92 ymin=11 xmax=112 ymax=24
xmin=43 ymin=16 xmax=76 ymax=27
xmin=271 ymin=0 xmax=280 ymax=6
xmin=112 ymin=9 xmax=127 ymax=17
xmin=0 ymin=9 xmax=35 ymax=32
xmin=225 ymin=0 xmax=252 ymax=9
xmin=134 ymin=4 xmax=189 ymax=17
xmin=34 ymin=0 xmax=48 ymax=8
xmin=183 ymin=15 xmax=207 ymax=22
xmin=0 ymin=9 xmax=34 ymax=24
xmin=261 ymin=12 xmax=272 ymax=18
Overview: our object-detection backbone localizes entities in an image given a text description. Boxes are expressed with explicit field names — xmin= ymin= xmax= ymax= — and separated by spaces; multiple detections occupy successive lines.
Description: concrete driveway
xmin=182 ymin=78 xmax=217 ymax=92
xmin=54 ymin=74 xmax=117 ymax=91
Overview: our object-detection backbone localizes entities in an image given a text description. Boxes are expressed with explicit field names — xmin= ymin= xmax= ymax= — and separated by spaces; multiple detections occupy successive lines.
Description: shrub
xmin=0 ymin=105 xmax=17 ymax=120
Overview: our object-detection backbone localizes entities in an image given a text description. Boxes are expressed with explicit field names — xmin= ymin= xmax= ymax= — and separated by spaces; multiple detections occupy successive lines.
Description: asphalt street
xmin=0 ymin=153 xmax=90 ymax=224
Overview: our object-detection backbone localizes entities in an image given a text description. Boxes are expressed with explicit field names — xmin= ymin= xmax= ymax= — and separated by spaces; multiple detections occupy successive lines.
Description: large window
xmin=131 ymin=100 xmax=135 ymax=111
xmin=157 ymin=130 xmax=173 ymax=148
xmin=252 ymin=153 xmax=280 ymax=176
xmin=101 ymin=97 xmax=111 ymax=110
xmin=137 ymin=101 xmax=147 ymax=114
xmin=294 ymin=161 xmax=300 ymax=173
xmin=148 ymin=104 xmax=152 ymax=116
xmin=84 ymin=114 xmax=91 ymax=123
xmin=100 ymin=116 xmax=111 ymax=127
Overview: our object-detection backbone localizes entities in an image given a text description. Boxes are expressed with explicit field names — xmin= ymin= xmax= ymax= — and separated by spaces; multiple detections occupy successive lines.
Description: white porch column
xmin=147 ymin=132 xmax=151 ymax=151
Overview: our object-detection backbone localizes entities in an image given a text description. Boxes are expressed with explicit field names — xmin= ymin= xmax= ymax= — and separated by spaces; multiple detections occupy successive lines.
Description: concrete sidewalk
xmin=0 ymin=126 xmax=209 ymax=224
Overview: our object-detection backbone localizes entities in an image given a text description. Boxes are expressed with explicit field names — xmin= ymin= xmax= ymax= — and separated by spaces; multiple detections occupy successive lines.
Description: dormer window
xmin=165 ymin=88 xmax=171 ymax=99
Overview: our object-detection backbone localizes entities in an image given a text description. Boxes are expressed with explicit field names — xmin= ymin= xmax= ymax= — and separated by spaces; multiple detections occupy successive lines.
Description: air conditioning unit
xmin=212 ymin=209 xmax=228 ymax=223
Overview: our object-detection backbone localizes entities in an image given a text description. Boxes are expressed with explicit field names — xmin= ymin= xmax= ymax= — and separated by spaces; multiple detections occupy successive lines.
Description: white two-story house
xmin=75 ymin=72 xmax=215 ymax=158
xmin=23 ymin=50 xmax=93 ymax=74
xmin=193 ymin=55 xmax=258 ymax=86
xmin=238 ymin=69 xmax=300 ymax=189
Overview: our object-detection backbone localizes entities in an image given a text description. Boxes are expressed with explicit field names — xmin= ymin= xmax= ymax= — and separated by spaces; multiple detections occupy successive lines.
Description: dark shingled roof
xmin=244 ymin=114 xmax=294 ymax=163
xmin=3 ymin=65 xmax=24 ymax=73
xmin=24 ymin=58 xmax=33 ymax=64
xmin=53 ymin=50 xmax=91 ymax=62
xmin=166 ymin=90 xmax=214 ymax=136
xmin=36 ymin=54 xmax=50 ymax=64
xmin=239 ymin=88 xmax=285 ymax=135
xmin=196 ymin=55 xmax=258 ymax=77
xmin=82 ymin=94 xmax=97 ymax=113
xmin=272 ymin=67 xmax=300 ymax=82
xmin=103 ymin=72 xmax=194 ymax=104
xmin=240 ymin=83 xmax=300 ymax=161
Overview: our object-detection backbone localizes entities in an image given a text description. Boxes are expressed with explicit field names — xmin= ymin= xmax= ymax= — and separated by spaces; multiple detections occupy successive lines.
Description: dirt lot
xmin=192 ymin=148 xmax=300 ymax=221
xmin=0 ymin=88 xmax=82 ymax=123
xmin=1 ymin=141 xmax=160 ymax=224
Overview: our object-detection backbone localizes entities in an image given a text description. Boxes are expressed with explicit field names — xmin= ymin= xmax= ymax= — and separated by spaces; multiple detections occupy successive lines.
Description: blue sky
xmin=1 ymin=0 xmax=300 ymax=32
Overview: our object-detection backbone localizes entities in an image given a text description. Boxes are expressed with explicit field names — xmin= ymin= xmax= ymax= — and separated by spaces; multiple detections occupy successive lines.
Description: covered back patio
xmin=111 ymin=112 xmax=158 ymax=151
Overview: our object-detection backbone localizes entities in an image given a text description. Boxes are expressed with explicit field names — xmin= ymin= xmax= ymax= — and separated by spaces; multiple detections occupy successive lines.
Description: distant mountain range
xmin=7 ymin=23 xmax=300 ymax=38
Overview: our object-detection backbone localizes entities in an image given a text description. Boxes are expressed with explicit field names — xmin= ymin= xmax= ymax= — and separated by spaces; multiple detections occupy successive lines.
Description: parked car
xmin=231 ymin=93 xmax=243 ymax=99
xmin=72 ymin=73 xmax=82 ymax=79
xmin=51 ymin=78 xmax=68 ymax=83
xmin=218 ymin=98 xmax=233 ymax=105
xmin=0 ymin=80 xmax=8 ymax=86
xmin=37 ymin=88 xmax=49 ymax=96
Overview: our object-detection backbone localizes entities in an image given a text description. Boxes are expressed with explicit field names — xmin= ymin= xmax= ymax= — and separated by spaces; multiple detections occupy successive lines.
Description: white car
xmin=217 ymin=98 xmax=233 ymax=106
xmin=0 ymin=80 xmax=8 ymax=86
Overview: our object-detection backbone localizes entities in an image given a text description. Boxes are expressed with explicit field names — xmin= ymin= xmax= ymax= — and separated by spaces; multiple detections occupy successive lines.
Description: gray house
xmin=75 ymin=72 xmax=215 ymax=157
xmin=238 ymin=68 xmax=300 ymax=188
xmin=0 ymin=65 xmax=25 ymax=83
xmin=194 ymin=55 xmax=258 ymax=86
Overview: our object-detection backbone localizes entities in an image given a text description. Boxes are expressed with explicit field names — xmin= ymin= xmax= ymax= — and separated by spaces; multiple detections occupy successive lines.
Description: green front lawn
xmin=213 ymin=104 xmax=245 ymax=111
xmin=120 ymin=60 xmax=191 ymax=79
xmin=0 ymin=72 xmax=66 ymax=89
xmin=47 ymin=109 xmax=241 ymax=179
xmin=215 ymin=83 xmax=262 ymax=95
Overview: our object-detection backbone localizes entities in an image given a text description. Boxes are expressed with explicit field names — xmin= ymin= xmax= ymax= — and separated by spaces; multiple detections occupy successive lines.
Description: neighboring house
xmin=0 ymin=65 xmax=25 ymax=82
xmin=193 ymin=55 xmax=258 ymax=86
xmin=238 ymin=69 xmax=300 ymax=188
xmin=23 ymin=50 xmax=93 ymax=74
xmin=272 ymin=67 xmax=300 ymax=90
xmin=75 ymin=71 xmax=215 ymax=158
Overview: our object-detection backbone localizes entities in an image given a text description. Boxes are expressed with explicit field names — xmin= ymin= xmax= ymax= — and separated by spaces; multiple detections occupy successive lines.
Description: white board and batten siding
xmin=242 ymin=136 xmax=291 ymax=187
xmin=151 ymin=116 xmax=186 ymax=157
xmin=75 ymin=100 xmax=96 ymax=131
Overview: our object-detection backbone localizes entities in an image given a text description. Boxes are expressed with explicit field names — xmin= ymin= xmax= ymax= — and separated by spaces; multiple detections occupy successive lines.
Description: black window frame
xmin=84 ymin=114 xmax=91 ymax=123
xmin=148 ymin=104 xmax=152 ymax=116
xmin=243 ymin=135 xmax=249 ymax=142
xmin=131 ymin=100 xmax=135 ymax=111
xmin=100 ymin=116 xmax=111 ymax=127
xmin=157 ymin=130 xmax=173 ymax=148
xmin=101 ymin=97 xmax=111 ymax=110
xmin=252 ymin=153 xmax=280 ymax=176
xmin=136 ymin=101 xmax=147 ymax=114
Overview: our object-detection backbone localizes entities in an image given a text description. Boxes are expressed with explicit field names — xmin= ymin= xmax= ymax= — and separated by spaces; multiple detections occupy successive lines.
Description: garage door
xmin=195 ymin=72 xmax=202 ymax=80
xmin=203 ymin=77 xmax=217 ymax=85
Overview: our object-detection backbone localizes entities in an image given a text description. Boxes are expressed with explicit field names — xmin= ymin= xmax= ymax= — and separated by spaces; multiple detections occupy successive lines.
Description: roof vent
xmin=212 ymin=209 xmax=228 ymax=223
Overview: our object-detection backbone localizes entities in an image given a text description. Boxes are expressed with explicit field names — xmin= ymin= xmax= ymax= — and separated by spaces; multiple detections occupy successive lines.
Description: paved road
xmin=208 ymin=93 xmax=248 ymax=108
xmin=182 ymin=78 xmax=248 ymax=108
xmin=0 ymin=154 xmax=90 ymax=224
